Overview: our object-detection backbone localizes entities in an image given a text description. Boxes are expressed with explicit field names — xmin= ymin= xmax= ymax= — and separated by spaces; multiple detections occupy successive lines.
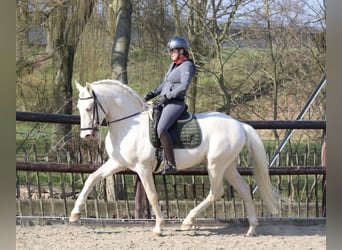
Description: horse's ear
xmin=75 ymin=80 xmax=83 ymax=93
xmin=85 ymin=82 xmax=92 ymax=93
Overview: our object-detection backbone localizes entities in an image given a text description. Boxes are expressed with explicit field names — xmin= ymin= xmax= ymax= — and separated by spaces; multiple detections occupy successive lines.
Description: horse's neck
xmin=96 ymin=84 xmax=144 ymax=124
xmin=97 ymin=84 xmax=146 ymax=143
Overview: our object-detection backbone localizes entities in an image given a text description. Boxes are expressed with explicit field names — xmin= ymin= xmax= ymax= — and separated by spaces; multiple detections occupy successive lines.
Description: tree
xmin=111 ymin=0 xmax=133 ymax=84
xmin=186 ymin=0 xmax=208 ymax=113
xmin=198 ymin=0 xmax=244 ymax=114
xmin=248 ymin=0 xmax=326 ymax=136
xmin=171 ymin=0 xmax=183 ymax=35
xmin=48 ymin=0 xmax=95 ymax=151
xmin=16 ymin=0 xmax=30 ymax=62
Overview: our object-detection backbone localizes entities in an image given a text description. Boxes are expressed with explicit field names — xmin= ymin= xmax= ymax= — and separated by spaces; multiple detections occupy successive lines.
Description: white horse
xmin=70 ymin=79 xmax=279 ymax=236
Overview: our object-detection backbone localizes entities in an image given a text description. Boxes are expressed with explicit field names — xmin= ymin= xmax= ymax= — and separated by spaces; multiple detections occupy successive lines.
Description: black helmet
xmin=167 ymin=37 xmax=189 ymax=52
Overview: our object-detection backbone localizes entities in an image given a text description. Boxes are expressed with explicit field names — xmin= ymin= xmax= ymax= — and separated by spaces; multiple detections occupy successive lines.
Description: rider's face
xmin=169 ymin=48 xmax=183 ymax=60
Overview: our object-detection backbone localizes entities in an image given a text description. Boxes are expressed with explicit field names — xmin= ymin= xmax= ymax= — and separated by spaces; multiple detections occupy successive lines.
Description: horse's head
xmin=75 ymin=81 xmax=106 ymax=139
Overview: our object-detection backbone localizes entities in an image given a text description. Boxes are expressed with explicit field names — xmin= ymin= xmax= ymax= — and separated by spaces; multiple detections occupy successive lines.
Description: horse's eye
xmin=86 ymin=107 xmax=92 ymax=112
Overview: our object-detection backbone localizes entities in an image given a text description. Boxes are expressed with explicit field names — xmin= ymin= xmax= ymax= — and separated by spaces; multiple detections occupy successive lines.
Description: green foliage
xmin=130 ymin=49 xmax=149 ymax=62
xmin=16 ymin=122 xmax=54 ymax=160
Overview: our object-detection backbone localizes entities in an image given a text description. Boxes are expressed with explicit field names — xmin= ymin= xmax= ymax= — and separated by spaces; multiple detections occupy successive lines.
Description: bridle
xmin=79 ymin=90 xmax=144 ymax=131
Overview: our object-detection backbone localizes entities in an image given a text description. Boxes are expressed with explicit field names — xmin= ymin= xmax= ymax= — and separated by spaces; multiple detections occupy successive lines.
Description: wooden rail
xmin=16 ymin=111 xmax=326 ymax=129
xmin=16 ymin=161 xmax=325 ymax=175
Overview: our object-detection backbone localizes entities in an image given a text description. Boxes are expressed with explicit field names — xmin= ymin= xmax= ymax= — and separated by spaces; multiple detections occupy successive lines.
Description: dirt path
xmin=16 ymin=219 xmax=325 ymax=250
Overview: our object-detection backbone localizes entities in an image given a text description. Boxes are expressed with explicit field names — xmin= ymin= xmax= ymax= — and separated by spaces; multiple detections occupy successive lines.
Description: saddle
xmin=148 ymin=110 xmax=202 ymax=149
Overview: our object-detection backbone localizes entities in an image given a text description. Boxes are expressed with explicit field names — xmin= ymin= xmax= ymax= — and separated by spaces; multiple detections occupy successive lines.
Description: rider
xmin=144 ymin=37 xmax=196 ymax=174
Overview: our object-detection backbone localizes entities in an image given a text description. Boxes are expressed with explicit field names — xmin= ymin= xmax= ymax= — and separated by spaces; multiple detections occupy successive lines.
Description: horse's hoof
xmin=181 ymin=223 xmax=192 ymax=230
xmin=152 ymin=227 xmax=162 ymax=236
xmin=153 ymin=231 xmax=163 ymax=237
xmin=69 ymin=213 xmax=81 ymax=222
xmin=246 ymin=226 xmax=257 ymax=237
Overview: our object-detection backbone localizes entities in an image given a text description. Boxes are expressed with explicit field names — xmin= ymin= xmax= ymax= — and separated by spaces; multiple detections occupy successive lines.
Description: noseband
xmin=79 ymin=90 xmax=144 ymax=131
xmin=79 ymin=90 xmax=107 ymax=131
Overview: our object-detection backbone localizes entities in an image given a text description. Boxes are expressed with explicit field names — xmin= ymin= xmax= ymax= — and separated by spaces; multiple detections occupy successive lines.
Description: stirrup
xmin=161 ymin=162 xmax=177 ymax=175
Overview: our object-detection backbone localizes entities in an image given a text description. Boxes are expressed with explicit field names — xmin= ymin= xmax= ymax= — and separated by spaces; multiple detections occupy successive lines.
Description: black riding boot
xmin=160 ymin=132 xmax=177 ymax=175
xmin=153 ymin=106 xmax=163 ymax=162
xmin=152 ymin=106 xmax=162 ymax=131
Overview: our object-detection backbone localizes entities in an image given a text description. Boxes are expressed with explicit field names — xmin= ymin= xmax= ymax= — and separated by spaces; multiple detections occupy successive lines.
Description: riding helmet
xmin=167 ymin=37 xmax=189 ymax=52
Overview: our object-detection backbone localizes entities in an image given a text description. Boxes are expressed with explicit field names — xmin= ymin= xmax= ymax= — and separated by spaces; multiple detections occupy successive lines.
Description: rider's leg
xmin=152 ymin=105 xmax=163 ymax=162
xmin=157 ymin=101 xmax=186 ymax=174
xmin=159 ymin=131 xmax=177 ymax=174
xmin=152 ymin=105 xmax=162 ymax=131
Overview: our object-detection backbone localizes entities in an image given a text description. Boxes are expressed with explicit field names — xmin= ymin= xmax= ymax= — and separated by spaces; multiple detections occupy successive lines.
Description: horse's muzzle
xmin=80 ymin=127 xmax=99 ymax=139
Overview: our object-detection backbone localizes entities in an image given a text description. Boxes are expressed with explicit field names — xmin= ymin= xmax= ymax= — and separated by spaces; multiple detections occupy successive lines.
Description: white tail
xmin=243 ymin=123 xmax=279 ymax=215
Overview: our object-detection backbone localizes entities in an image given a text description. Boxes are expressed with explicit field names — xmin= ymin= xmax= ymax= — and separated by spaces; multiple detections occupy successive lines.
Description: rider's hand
xmin=157 ymin=95 xmax=169 ymax=105
xmin=143 ymin=92 xmax=156 ymax=102
xmin=153 ymin=95 xmax=169 ymax=108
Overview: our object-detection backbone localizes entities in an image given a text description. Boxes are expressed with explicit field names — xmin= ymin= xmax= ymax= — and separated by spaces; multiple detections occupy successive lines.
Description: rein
xmin=107 ymin=111 xmax=143 ymax=124
xmin=79 ymin=90 xmax=144 ymax=129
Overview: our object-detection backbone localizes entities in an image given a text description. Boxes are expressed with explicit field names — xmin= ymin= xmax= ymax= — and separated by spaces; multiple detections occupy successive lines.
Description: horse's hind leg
xmin=69 ymin=159 xmax=126 ymax=222
xmin=181 ymin=162 xmax=225 ymax=230
xmin=223 ymin=166 xmax=258 ymax=236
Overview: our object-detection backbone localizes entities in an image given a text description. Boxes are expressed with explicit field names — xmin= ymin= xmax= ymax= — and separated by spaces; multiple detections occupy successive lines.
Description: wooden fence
xmin=16 ymin=112 xmax=326 ymax=220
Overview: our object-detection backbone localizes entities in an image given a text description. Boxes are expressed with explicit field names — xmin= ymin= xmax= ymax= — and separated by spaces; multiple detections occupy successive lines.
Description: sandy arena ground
xmin=16 ymin=219 xmax=326 ymax=250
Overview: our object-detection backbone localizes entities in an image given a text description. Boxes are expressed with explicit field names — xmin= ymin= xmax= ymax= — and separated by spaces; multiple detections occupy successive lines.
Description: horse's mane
xmin=90 ymin=79 xmax=145 ymax=107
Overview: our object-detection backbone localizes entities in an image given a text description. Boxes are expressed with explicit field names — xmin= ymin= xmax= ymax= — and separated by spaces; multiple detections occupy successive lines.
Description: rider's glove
xmin=157 ymin=95 xmax=169 ymax=105
xmin=143 ymin=91 xmax=156 ymax=102
xmin=153 ymin=95 xmax=169 ymax=108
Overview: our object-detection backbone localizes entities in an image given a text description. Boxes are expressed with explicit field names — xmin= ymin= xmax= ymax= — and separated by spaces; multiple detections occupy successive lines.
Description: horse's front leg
xmin=136 ymin=166 xmax=164 ymax=236
xmin=69 ymin=159 xmax=126 ymax=222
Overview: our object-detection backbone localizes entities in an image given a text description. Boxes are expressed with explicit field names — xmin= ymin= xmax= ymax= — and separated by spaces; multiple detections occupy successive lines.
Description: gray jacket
xmin=151 ymin=59 xmax=196 ymax=100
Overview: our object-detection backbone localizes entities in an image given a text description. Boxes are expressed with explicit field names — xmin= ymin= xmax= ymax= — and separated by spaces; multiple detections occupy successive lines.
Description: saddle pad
xmin=149 ymin=113 xmax=202 ymax=149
